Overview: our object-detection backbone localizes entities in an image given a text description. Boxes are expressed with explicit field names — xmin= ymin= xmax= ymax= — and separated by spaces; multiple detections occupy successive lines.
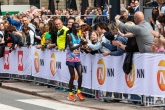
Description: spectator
xmin=46 ymin=20 xmax=57 ymax=49
xmin=66 ymin=17 xmax=75 ymax=35
xmin=127 ymin=6 xmax=135 ymax=22
xmin=129 ymin=2 xmax=135 ymax=9
xmin=151 ymin=25 xmax=165 ymax=46
xmin=156 ymin=16 xmax=165 ymax=36
xmin=115 ymin=11 xmax=154 ymax=53
xmin=150 ymin=37 xmax=165 ymax=52
xmin=22 ymin=25 xmax=34 ymax=48
xmin=29 ymin=6 xmax=35 ymax=17
xmin=0 ymin=23 xmax=5 ymax=57
xmin=157 ymin=0 xmax=165 ymax=16
xmin=54 ymin=18 xmax=69 ymax=50
xmin=85 ymin=30 xmax=100 ymax=54
xmin=101 ymin=23 xmax=128 ymax=56
xmin=134 ymin=0 xmax=140 ymax=13
xmin=33 ymin=17 xmax=42 ymax=45
xmin=148 ymin=7 xmax=161 ymax=32
xmin=6 ymin=12 xmax=22 ymax=31
xmin=36 ymin=24 xmax=49 ymax=50
xmin=113 ymin=21 xmax=139 ymax=53
xmin=87 ymin=22 xmax=110 ymax=54
xmin=22 ymin=16 xmax=36 ymax=33
xmin=120 ymin=10 xmax=129 ymax=23
xmin=41 ymin=7 xmax=47 ymax=16
xmin=81 ymin=24 xmax=91 ymax=40
xmin=3 ymin=21 xmax=20 ymax=52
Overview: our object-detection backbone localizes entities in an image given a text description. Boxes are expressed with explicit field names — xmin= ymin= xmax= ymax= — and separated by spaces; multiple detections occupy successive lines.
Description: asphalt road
xmin=0 ymin=88 xmax=91 ymax=110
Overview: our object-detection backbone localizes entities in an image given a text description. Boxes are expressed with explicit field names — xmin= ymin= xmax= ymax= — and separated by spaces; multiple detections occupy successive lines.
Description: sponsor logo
xmin=74 ymin=73 xmax=78 ymax=80
xmin=97 ymin=59 xmax=106 ymax=85
xmin=18 ymin=51 xmax=23 ymax=71
xmin=125 ymin=63 xmax=136 ymax=88
xmin=50 ymin=53 xmax=56 ymax=76
xmin=74 ymin=68 xmax=78 ymax=80
xmin=34 ymin=51 xmax=40 ymax=72
xmin=4 ymin=50 xmax=9 ymax=70
xmin=157 ymin=60 xmax=165 ymax=91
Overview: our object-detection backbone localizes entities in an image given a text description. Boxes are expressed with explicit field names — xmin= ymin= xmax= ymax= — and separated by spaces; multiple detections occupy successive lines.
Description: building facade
xmin=0 ymin=0 xmax=131 ymax=10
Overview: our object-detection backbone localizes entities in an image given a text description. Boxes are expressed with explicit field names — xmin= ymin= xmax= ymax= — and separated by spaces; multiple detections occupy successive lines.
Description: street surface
xmin=0 ymin=88 xmax=91 ymax=110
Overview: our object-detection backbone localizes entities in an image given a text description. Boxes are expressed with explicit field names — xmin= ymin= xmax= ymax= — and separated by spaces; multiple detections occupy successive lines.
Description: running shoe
xmin=67 ymin=95 xmax=76 ymax=102
xmin=76 ymin=92 xmax=85 ymax=101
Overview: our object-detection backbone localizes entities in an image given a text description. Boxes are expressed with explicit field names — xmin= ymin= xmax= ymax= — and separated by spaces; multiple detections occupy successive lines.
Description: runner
xmin=66 ymin=22 xmax=86 ymax=102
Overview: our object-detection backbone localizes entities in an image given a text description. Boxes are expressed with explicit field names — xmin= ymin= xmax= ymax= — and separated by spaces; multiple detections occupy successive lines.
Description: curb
xmin=0 ymin=83 xmax=104 ymax=110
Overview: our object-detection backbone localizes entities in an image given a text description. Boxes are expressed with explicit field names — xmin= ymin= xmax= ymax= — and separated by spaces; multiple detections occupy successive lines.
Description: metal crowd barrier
xmin=1 ymin=69 xmax=165 ymax=109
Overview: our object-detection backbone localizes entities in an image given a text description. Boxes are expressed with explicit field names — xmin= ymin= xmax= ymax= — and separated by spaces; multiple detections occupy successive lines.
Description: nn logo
xmin=34 ymin=52 xmax=40 ymax=72
xmin=125 ymin=63 xmax=145 ymax=88
xmin=97 ymin=59 xmax=106 ymax=85
xmin=4 ymin=50 xmax=9 ymax=70
xmin=18 ymin=51 xmax=23 ymax=71
xmin=157 ymin=60 xmax=165 ymax=91
xmin=50 ymin=53 xmax=61 ymax=76
xmin=74 ymin=69 xmax=78 ymax=80
xmin=125 ymin=63 xmax=136 ymax=88
xmin=34 ymin=51 xmax=45 ymax=73
xmin=82 ymin=65 xmax=87 ymax=73
xmin=50 ymin=53 xmax=56 ymax=76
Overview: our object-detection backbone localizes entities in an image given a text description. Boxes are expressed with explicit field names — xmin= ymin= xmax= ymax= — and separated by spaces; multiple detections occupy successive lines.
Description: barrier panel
xmin=1 ymin=47 xmax=165 ymax=97
xmin=31 ymin=47 xmax=92 ymax=89
xmin=0 ymin=47 xmax=31 ymax=75
xmin=1 ymin=47 xmax=165 ymax=108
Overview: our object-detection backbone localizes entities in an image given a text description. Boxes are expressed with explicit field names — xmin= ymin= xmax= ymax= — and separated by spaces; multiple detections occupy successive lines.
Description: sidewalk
xmin=0 ymin=81 xmax=163 ymax=110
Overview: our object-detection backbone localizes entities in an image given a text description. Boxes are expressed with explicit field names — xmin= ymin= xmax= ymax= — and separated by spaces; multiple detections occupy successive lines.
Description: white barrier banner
xmin=143 ymin=53 xmax=165 ymax=97
xmin=121 ymin=54 xmax=145 ymax=95
xmin=92 ymin=54 xmax=125 ymax=92
xmin=0 ymin=47 xmax=31 ymax=75
xmin=2 ymin=46 xmax=165 ymax=96
xmin=92 ymin=53 xmax=165 ymax=97
xmin=47 ymin=50 xmax=66 ymax=82
xmin=31 ymin=47 xmax=92 ymax=89
xmin=16 ymin=47 xmax=32 ymax=75
xmin=31 ymin=47 xmax=48 ymax=78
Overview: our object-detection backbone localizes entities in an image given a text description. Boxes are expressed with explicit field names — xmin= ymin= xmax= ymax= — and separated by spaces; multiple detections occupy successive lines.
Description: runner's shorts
xmin=66 ymin=61 xmax=81 ymax=67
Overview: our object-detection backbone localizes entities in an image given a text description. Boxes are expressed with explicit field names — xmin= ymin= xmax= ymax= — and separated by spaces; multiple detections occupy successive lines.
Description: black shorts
xmin=66 ymin=61 xmax=81 ymax=67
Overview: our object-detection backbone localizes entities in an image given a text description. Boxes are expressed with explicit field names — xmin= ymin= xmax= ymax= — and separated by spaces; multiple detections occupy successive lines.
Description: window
xmin=29 ymin=0 xmax=40 ymax=9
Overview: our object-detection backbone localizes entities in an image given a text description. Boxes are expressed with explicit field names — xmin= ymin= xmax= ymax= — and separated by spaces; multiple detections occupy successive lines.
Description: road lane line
xmin=17 ymin=99 xmax=90 ymax=110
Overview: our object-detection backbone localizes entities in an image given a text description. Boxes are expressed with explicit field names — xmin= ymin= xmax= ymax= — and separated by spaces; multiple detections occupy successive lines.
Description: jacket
xmin=102 ymin=34 xmax=128 ymax=56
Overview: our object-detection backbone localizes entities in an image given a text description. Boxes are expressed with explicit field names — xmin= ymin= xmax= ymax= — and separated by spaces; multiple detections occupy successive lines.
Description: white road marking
xmin=0 ymin=103 xmax=23 ymax=110
xmin=17 ymin=99 xmax=90 ymax=110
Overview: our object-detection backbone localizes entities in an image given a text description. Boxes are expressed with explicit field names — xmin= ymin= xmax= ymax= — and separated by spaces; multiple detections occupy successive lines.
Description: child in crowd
xmin=86 ymin=30 xmax=100 ymax=54
xmin=150 ymin=37 xmax=165 ymax=52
